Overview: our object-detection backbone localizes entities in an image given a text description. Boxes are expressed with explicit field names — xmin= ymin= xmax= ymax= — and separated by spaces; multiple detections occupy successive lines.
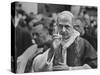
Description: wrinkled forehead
xmin=58 ymin=16 xmax=73 ymax=23
xmin=32 ymin=24 xmax=48 ymax=34
xmin=57 ymin=13 xmax=73 ymax=27
xmin=32 ymin=24 xmax=44 ymax=33
xmin=57 ymin=18 xmax=73 ymax=27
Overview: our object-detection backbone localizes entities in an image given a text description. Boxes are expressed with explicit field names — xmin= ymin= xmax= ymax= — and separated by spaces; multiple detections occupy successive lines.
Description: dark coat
xmin=24 ymin=37 xmax=97 ymax=72
xmin=15 ymin=26 xmax=33 ymax=58
xmin=53 ymin=37 xmax=97 ymax=68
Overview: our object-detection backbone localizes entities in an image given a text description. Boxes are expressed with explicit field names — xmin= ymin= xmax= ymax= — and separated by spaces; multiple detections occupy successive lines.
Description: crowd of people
xmin=11 ymin=2 xmax=97 ymax=73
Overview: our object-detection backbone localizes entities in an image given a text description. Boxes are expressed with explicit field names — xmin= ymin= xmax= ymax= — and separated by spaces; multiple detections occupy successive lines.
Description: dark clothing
xmin=53 ymin=37 xmax=97 ymax=68
xmin=82 ymin=34 xmax=97 ymax=50
xmin=24 ymin=37 xmax=97 ymax=72
xmin=15 ymin=26 xmax=33 ymax=58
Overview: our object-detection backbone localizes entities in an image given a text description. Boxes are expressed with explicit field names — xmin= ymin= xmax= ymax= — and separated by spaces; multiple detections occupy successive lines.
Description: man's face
xmin=73 ymin=19 xmax=85 ymax=36
xmin=57 ymin=19 xmax=73 ymax=40
xmin=32 ymin=25 xmax=48 ymax=47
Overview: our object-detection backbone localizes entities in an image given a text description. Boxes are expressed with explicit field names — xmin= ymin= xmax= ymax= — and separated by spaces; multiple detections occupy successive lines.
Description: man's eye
xmin=32 ymin=33 xmax=35 ymax=36
xmin=59 ymin=24 xmax=63 ymax=26
xmin=32 ymin=33 xmax=39 ymax=37
xmin=74 ymin=25 xmax=80 ymax=28
xmin=65 ymin=25 xmax=70 ymax=28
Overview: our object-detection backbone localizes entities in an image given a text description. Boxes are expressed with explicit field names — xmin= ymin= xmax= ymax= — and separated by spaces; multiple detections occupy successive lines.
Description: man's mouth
xmin=62 ymin=35 xmax=70 ymax=40
xmin=59 ymin=31 xmax=70 ymax=40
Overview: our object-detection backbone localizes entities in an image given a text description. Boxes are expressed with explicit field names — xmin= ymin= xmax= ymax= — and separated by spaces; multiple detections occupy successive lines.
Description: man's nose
xmin=33 ymin=34 xmax=37 ymax=39
xmin=62 ymin=26 xmax=66 ymax=32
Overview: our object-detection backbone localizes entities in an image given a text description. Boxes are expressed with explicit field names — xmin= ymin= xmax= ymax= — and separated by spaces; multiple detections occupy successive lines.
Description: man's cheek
xmin=39 ymin=37 xmax=45 ymax=43
xmin=34 ymin=39 xmax=40 ymax=44
xmin=74 ymin=27 xmax=81 ymax=33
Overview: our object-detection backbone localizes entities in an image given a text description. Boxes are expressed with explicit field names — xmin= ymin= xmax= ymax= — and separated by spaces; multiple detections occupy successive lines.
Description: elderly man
xmin=52 ymin=11 xmax=97 ymax=70
xmin=24 ymin=11 xmax=97 ymax=72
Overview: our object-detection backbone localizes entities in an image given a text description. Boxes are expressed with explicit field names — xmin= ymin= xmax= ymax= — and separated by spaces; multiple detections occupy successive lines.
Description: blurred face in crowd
xmin=73 ymin=19 xmax=85 ymax=36
xmin=15 ymin=3 xmax=22 ymax=11
xmin=32 ymin=24 xmax=49 ymax=47
xmin=57 ymin=11 xmax=74 ymax=40
xmin=95 ymin=28 xmax=97 ymax=37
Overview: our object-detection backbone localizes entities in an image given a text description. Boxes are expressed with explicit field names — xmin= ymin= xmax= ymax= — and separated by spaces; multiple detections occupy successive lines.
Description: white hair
xmin=58 ymin=11 xmax=74 ymax=18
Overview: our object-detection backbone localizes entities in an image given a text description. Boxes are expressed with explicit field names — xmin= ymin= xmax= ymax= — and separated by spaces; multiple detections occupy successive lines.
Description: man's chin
xmin=35 ymin=40 xmax=44 ymax=48
xmin=37 ymin=43 xmax=44 ymax=48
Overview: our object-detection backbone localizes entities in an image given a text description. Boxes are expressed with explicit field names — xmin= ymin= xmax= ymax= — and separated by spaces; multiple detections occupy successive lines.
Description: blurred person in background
xmin=73 ymin=17 xmax=85 ymax=36
xmin=77 ymin=8 xmax=97 ymax=50
xmin=82 ymin=15 xmax=97 ymax=50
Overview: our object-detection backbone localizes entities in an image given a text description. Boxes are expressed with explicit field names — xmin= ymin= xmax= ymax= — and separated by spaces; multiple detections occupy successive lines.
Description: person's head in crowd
xmin=56 ymin=11 xmax=74 ymax=40
xmin=83 ymin=12 xmax=90 ymax=27
xmin=31 ymin=14 xmax=53 ymax=33
xmin=25 ymin=14 xmax=43 ymax=30
xmin=90 ymin=16 xmax=97 ymax=28
xmin=11 ymin=2 xmax=23 ymax=27
xmin=92 ymin=25 xmax=97 ymax=39
xmin=51 ymin=13 xmax=58 ymax=22
xmin=23 ymin=14 xmax=38 ymax=30
xmin=15 ymin=2 xmax=22 ymax=11
xmin=29 ymin=12 xmax=36 ymax=19
xmin=15 ymin=2 xmax=26 ymax=18
xmin=73 ymin=17 xmax=85 ymax=36
xmin=32 ymin=23 xmax=52 ymax=48
xmin=90 ymin=16 xmax=94 ymax=21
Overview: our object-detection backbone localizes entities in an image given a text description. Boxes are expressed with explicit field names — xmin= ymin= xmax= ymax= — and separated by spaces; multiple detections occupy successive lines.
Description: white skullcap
xmin=57 ymin=11 xmax=74 ymax=24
